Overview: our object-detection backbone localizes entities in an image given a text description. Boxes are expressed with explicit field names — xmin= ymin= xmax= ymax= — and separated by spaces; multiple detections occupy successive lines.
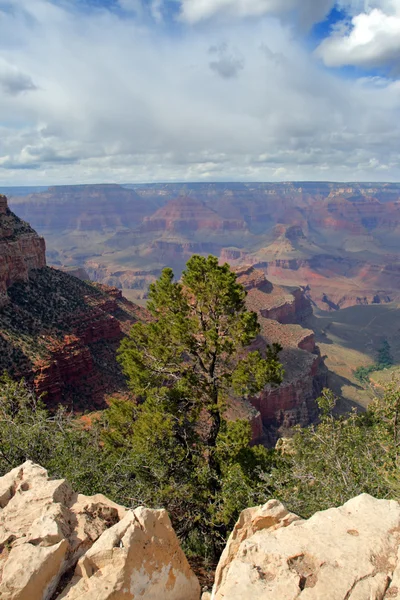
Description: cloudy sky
xmin=1 ymin=0 xmax=400 ymax=184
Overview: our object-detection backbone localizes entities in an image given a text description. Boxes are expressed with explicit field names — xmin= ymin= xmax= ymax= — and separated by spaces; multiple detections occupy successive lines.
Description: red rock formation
xmin=9 ymin=184 xmax=161 ymax=232
xmin=34 ymin=336 xmax=97 ymax=405
xmin=26 ymin=280 xmax=147 ymax=407
xmin=249 ymin=350 xmax=322 ymax=434
xmin=236 ymin=267 xmax=312 ymax=324
xmin=10 ymin=182 xmax=400 ymax=309
xmin=237 ymin=267 xmax=327 ymax=444
xmin=0 ymin=200 xmax=147 ymax=408
xmin=141 ymin=196 xmax=247 ymax=234
xmin=0 ymin=195 xmax=46 ymax=307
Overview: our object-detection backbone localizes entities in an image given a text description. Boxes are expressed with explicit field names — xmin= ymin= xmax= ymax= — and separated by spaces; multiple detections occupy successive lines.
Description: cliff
xmin=237 ymin=267 xmax=327 ymax=444
xmin=140 ymin=196 xmax=247 ymax=234
xmin=254 ymin=255 xmax=400 ymax=311
xmin=236 ymin=266 xmax=312 ymax=324
xmin=0 ymin=194 xmax=46 ymax=308
xmin=0 ymin=196 xmax=147 ymax=408
xmin=0 ymin=461 xmax=200 ymax=600
xmin=0 ymin=267 xmax=146 ymax=408
xmin=11 ymin=182 xmax=400 ymax=309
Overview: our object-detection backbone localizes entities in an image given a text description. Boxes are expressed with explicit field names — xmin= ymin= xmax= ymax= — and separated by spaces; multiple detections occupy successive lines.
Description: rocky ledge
xmin=0 ymin=462 xmax=200 ymax=600
xmin=211 ymin=494 xmax=400 ymax=599
xmin=2 ymin=463 xmax=400 ymax=600
xmin=236 ymin=267 xmax=327 ymax=444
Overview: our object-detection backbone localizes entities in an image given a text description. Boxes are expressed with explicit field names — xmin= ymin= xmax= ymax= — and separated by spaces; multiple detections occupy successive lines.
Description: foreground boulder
xmin=0 ymin=462 xmax=200 ymax=600
xmin=212 ymin=494 xmax=400 ymax=599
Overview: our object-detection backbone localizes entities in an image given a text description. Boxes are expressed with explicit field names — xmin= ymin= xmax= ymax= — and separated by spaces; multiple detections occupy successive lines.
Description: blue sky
xmin=1 ymin=0 xmax=400 ymax=184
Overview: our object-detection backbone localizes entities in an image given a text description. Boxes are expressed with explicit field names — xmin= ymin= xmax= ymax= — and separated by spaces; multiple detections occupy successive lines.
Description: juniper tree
xmin=112 ymin=255 xmax=284 ymax=554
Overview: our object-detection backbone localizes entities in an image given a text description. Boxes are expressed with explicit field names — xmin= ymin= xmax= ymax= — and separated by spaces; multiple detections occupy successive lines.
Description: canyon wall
xmin=238 ymin=267 xmax=327 ymax=444
xmin=0 ymin=195 xmax=326 ymax=438
xmin=0 ymin=194 xmax=46 ymax=308
xmin=9 ymin=181 xmax=400 ymax=309
xmin=0 ymin=195 xmax=146 ymax=407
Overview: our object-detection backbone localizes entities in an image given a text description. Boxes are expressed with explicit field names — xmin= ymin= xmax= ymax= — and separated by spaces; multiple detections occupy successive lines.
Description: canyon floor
xmin=307 ymin=302 xmax=400 ymax=410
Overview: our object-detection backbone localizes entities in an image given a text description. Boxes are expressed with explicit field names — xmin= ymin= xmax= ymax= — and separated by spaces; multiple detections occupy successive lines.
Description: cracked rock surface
xmin=212 ymin=495 xmax=400 ymax=600
xmin=0 ymin=461 xmax=200 ymax=600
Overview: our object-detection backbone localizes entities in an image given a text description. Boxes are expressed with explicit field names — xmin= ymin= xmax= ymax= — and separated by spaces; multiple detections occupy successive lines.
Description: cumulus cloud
xmin=317 ymin=0 xmax=400 ymax=70
xmin=0 ymin=0 xmax=400 ymax=184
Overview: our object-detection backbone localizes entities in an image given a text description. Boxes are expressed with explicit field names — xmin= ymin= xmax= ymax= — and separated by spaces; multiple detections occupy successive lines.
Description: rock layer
xmin=0 ymin=462 xmax=200 ymax=600
xmin=237 ymin=267 xmax=327 ymax=443
xmin=212 ymin=494 xmax=400 ymax=600
xmin=0 ymin=194 xmax=46 ymax=308
xmin=10 ymin=182 xmax=400 ymax=308
xmin=0 ymin=197 xmax=147 ymax=407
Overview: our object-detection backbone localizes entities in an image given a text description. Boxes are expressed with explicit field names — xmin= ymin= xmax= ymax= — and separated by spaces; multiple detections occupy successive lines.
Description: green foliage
xmin=354 ymin=365 xmax=375 ymax=383
xmin=270 ymin=383 xmax=400 ymax=518
xmin=377 ymin=339 xmax=394 ymax=368
xmin=0 ymin=373 xmax=135 ymax=503
xmin=354 ymin=339 xmax=394 ymax=383
xmin=114 ymin=255 xmax=284 ymax=555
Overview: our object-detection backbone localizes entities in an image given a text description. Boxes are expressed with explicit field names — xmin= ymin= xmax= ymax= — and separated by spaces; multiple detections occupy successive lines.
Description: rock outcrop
xmin=4 ymin=463 xmax=400 ymax=600
xmin=140 ymin=196 xmax=247 ymax=234
xmin=0 ymin=267 xmax=147 ymax=408
xmin=236 ymin=267 xmax=327 ymax=443
xmin=0 ymin=196 xmax=147 ymax=408
xmin=212 ymin=494 xmax=400 ymax=600
xmin=0 ymin=462 xmax=200 ymax=600
xmin=0 ymin=194 xmax=46 ymax=308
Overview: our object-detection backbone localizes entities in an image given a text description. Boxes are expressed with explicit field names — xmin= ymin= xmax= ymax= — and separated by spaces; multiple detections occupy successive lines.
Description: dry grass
xmin=306 ymin=302 xmax=400 ymax=409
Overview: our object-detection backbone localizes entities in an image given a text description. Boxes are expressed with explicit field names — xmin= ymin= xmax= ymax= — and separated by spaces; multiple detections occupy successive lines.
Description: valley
xmin=3 ymin=182 xmax=400 ymax=415
xmin=308 ymin=302 xmax=400 ymax=410
xmin=8 ymin=182 xmax=400 ymax=310
xmin=0 ymin=193 xmax=326 ymax=444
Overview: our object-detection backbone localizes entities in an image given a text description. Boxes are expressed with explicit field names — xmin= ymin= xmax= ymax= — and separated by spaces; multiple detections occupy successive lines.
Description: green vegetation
xmin=2 ymin=255 xmax=400 ymax=563
xmin=270 ymin=383 xmax=400 ymax=518
xmin=112 ymin=255 xmax=284 ymax=554
xmin=3 ymin=372 xmax=400 ymax=559
xmin=0 ymin=256 xmax=284 ymax=558
xmin=354 ymin=339 xmax=394 ymax=383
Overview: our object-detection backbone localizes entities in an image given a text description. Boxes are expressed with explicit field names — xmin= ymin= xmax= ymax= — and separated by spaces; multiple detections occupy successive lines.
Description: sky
xmin=1 ymin=0 xmax=400 ymax=184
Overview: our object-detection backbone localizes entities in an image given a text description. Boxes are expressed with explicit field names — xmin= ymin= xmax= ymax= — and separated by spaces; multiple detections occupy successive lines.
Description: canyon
xmin=0 ymin=194 xmax=324 ymax=441
xmin=0 ymin=194 xmax=146 ymax=408
xmin=8 ymin=182 xmax=400 ymax=308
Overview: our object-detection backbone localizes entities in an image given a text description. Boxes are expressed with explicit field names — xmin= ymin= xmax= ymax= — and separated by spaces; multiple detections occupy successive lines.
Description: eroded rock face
xmin=212 ymin=494 xmax=400 ymax=600
xmin=236 ymin=267 xmax=327 ymax=443
xmin=0 ymin=462 xmax=200 ymax=600
xmin=0 ymin=195 xmax=46 ymax=308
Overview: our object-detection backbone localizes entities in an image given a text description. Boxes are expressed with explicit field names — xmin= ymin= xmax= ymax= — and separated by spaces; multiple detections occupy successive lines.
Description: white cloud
xmin=0 ymin=0 xmax=400 ymax=184
xmin=317 ymin=0 xmax=400 ymax=69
